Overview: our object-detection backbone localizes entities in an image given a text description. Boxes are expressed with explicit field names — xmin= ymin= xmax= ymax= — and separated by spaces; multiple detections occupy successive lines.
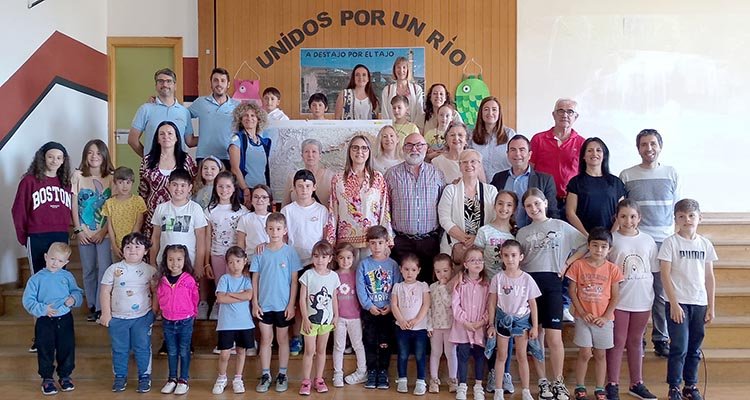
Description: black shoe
xmin=364 ymin=370 xmax=377 ymax=389
xmin=605 ymin=383 xmax=619 ymax=400
xmin=376 ymin=370 xmax=390 ymax=389
xmin=653 ymin=341 xmax=670 ymax=358
xmin=29 ymin=338 xmax=37 ymax=353
xmin=682 ymin=385 xmax=704 ymax=400
xmin=628 ymin=382 xmax=657 ymax=399
xmin=668 ymin=386 xmax=682 ymax=400
xmin=158 ymin=341 xmax=168 ymax=355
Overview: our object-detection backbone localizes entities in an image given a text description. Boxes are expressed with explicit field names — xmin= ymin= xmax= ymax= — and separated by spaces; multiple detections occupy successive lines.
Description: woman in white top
xmin=371 ymin=125 xmax=404 ymax=174
xmin=282 ymin=138 xmax=335 ymax=207
xmin=437 ymin=149 xmax=497 ymax=257
xmin=431 ymin=121 xmax=486 ymax=185
xmin=335 ymin=64 xmax=380 ymax=120
xmin=470 ymin=96 xmax=516 ymax=180
xmin=414 ymin=83 xmax=463 ymax=133
xmin=380 ymin=56 xmax=424 ymax=121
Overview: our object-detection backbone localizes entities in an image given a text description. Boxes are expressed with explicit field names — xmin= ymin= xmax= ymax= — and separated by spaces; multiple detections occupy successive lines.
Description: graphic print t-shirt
xmin=299 ymin=269 xmax=341 ymax=325
xmin=151 ymin=200 xmax=208 ymax=263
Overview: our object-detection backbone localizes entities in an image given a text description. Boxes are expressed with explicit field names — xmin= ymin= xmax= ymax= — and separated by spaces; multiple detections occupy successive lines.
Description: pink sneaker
xmin=314 ymin=378 xmax=329 ymax=393
xmin=299 ymin=379 xmax=311 ymax=396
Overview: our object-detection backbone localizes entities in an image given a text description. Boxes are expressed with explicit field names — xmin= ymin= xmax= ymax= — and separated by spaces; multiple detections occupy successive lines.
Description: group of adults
xmin=126 ymin=61 xmax=679 ymax=357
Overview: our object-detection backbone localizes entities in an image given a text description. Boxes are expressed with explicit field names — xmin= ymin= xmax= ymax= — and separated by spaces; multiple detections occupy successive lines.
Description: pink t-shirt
xmin=336 ymin=270 xmax=361 ymax=319
xmin=393 ymin=281 xmax=430 ymax=330
xmin=489 ymin=271 xmax=542 ymax=317
xmin=565 ymin=259 xmax=624 ymax=319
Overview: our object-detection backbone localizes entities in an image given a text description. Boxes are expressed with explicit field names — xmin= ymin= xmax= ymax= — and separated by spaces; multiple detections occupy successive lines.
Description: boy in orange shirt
xmin=566 ymin=227 xmax=624 ymax=400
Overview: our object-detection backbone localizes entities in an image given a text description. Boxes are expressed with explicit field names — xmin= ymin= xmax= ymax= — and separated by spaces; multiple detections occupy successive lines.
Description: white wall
xmin=517 ymin=0 xmax=750 ymax=212
xmin=107 ymin=0 xmax=199 ymax=56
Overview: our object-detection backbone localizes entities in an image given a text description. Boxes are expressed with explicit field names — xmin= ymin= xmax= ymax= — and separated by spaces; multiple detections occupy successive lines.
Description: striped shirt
xmin=384 ymin=161 xmax=445 ymax=235
xmin=619 ymin=164 xmax=680 ymax=243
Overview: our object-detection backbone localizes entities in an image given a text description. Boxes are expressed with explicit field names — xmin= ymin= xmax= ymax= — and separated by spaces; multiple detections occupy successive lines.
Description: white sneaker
xmin=521 ymin=388 xmax=534 ymax=400
xmin=333 ymin=371 xmax=344 ymax=388
xmin=397 ymin=378 xmax=408 ymax=393
xmin=174 ymin=381 xmax=189 ymax=395
xmin=213 ymin=346 xmax=237 ymax=355
xmin=197 ymin=301 xmax=210 ymax=320
xmin=209 ymin=302 xmax=219 ymax=320
xmin=232 ymin=378 xmax=245 ymax=394
xmin=486 ymin=369 xmax=496 ymax=393
xmin=160 ymin=380 xmax=176 ymax=394
xmin=345 ymin=369 xmax=368 ymax=385
xmin=493 ymin=390 xmax=503 ymax=400
xmin=212 ymin=377 xmax=227 ymax=395
xmin=538 ymin=379 xmax=553 ymax=400
xmin=562 ymin=308 xmax=574 ymax=322
xmin=456 ymin=383 xmax=468 ymax=400
xmin=474 ymin=383 xmax=485 ymax=400
xmin=414 ymin=379 xmax=427 ymax=396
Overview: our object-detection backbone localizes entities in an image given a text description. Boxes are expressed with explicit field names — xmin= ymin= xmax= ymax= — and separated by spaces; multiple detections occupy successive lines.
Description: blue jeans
xmin=456 ymin=343 xmax=485 ymax=384
xmin=109 ymin=311 xmax=154 ymax=378
xmin=665 ymin=303 xmax=705 ymax=386
xmin=396 ymin=328 xmax=428 ymax=380
xmin=163 ymin=317 xmax=194 ymax=381
xmin=78 ymin=238 xmax=112 ymax=311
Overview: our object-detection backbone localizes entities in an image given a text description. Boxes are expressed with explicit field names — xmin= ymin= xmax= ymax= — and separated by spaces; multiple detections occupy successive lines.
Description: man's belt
xmin=394 ymin=229 xmax=441 ymax=240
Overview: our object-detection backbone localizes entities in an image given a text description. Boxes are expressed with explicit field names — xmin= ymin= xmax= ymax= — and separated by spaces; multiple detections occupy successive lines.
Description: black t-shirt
xmin=566 ymin=173 xmax=626 ymax=232
xmin=165 ymin=272 xmax=182 ymax=285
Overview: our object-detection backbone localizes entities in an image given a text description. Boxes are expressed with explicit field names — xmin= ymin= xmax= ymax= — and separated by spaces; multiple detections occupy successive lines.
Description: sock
xmin=217 ymin=374 xmax=227 ymax=380
xmin=576 ymin=385 xmax=586 ymax=390
xmin=279 ymin=367 xmax=287 ymax=376
xmin=595 ymin=387 xmax=604 ymax=391
xmin=234 ymin=374 xmax=242 ymax=381
xmin=262 ymin=368 xmax=270 ymax=377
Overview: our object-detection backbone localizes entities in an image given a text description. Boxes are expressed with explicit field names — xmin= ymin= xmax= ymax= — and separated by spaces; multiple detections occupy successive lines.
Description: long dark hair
xmin=424 ymin=83 xmax=453 ymax=123
xmin=79 ymin=139 xmax=115 ymax=178
xmin=495 ymin=190 xmax=520 ymax=236
xmin=27 ymin=142 xmax=72 ymax=187
xmin=146 ymin=121 xmax=188 ymax=170
xmin=578 ymin=137 xmax=614 ymax=179
xmin=208 ymin=171 xmax=242 ymax=212
xmin=345 ymin=64 xmax=379 ymax=112
xmin=472 ymin=96 xmax=507 ymax=146
xmin=159 ymin=244 xmax=194 ymax=278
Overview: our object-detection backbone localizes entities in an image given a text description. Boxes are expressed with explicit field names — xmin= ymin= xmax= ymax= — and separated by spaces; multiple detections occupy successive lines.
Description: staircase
xmin=1 ymin=213 xmax=749 ymax=390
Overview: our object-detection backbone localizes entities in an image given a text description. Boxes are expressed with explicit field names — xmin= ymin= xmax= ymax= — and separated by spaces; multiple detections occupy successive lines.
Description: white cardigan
xmin=438 ymin=179 xmax=498 ymax=254
xmin=380 ymin=82 xmax=424 ymax=121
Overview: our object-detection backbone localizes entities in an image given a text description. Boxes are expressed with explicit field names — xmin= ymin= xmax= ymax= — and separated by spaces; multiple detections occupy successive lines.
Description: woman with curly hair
xmin=228 ymin=102 xmax=271 ymax=204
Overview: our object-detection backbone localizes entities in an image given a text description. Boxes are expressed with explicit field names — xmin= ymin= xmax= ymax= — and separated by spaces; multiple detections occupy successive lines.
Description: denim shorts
xmin=494 ymin=308 xmax=532 ymax=338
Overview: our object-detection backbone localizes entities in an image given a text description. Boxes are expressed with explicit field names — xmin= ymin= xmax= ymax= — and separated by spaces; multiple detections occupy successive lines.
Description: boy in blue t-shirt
xmin=23 ymin=242 xmax=83 ymax=395
xmin=355 ymin=225 xmax=402 ymax=390
xmin=250 ymin=213 xmax=302 ymax=393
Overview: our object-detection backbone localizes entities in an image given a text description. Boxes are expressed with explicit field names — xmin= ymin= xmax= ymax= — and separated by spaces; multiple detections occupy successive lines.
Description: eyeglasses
xmin=554 ymin=109 xmax=577 ymax=117
xmin=252 ymin=195 xmax=270 ymax=200
xmin=403 ymin=142 xmax=428 ymax=151
xmin=460 ymin=159 xmax=481 ymax=166
xmin=156 ymin=79 xmax=175 ymax=85
xmin=465 ymin=258 xmax=484 ymax=264
xmin=350 ymin=145 xmax=370 ymax=153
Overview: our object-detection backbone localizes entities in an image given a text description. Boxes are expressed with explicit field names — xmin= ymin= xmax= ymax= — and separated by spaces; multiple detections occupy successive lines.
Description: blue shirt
xmin=132 ymin=97 xmax=193 ymax=154
xmin=22 ymin=268 xmax=83 ymax=318
xmin=215 ymin=274 xmax=254 ymax=330
xmin=504 ymin=166 xmax=531 ymax=228
xmin=356 ymin=256 xmax=402 ymax=310
xmin=188 ymin=95 xmax=239 ymax=160
xmin=249 ymin=244 xmax=302 ymax=312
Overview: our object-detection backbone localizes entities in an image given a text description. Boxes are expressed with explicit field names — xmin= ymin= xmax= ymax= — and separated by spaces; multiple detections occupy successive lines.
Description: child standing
xmin=451 ymin=245 xmax=490 ymax=400
xmin=357 ymin=225 xmax=402 ymax=390
xmin=193 ymin=156 xmax=224 ymax=209
xmin=22 ymin=242 xmax=83 ymax=395
xmin=236 ymin=184 xmax=272 ymax=256
xmin=102 ymin=167 xmax=146 ymax=262
xmin=156 ymin=245 xmax=199 ymax=395
xmin=659 ymin=199 xmax=717 ymax=400
xmin=605 ymin=200 xmax=659 ymax=400
xmin=12 ymin=141 xmax=72 ymax=274
xmin=72 ymin=139 xmax=114 ymax=322
xmin=392 ymin=253 xmax=431 ymax=395
xmin=516 ymin=187 xmax=587 ymax=400
xmin=391 ymin=95 xmax=420 ymax=140
xmin=332 ymin=242 xmax=367 ymax=387
xmin=250 ymin=213 xmax=302 ymax=393
xmin=99 ymin=232 xmax=158 ymax=393
xmin=298 ymin=241 xmax=341 ymax=395
xmin=565 ymin=227 xmax=624 ymax=400
xmin=263 ymin=87 xmax=290 ymax=120
xmin=205 ymin=171 xmax=248 ymax=320
xmin=212 ymin=246 xmax=255 ymax=395
xmin=487 ymin=240 xmax=541 ymax=400
xmin=428 ymin=253 xmax=458 ymax=394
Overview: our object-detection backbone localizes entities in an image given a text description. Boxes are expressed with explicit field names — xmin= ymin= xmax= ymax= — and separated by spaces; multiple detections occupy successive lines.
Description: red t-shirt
xmin=529 ymin=128 xmax=585 ymax=198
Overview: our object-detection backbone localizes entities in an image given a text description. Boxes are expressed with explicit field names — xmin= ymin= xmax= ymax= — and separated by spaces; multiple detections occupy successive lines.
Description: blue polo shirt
xmin=504 ymin=166 xmax=531 ymax=228
xmin=132 ymin=97 xmax=193 ymax=154
xmin=188 ymin=95 xmax=239 ymax=160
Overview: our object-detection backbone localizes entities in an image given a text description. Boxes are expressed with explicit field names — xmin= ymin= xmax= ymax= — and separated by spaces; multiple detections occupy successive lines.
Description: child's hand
xmin=46 ymin=304 xmax=58 ymax=317
xmin=583 ymin=313 xmax=595 ymax=324
xmin=705 ymin=308 xmax=714 ymax=325
xmin=380 ymin=305 xmax=391 ymax=315
xmin=369 ymin=306 xmax=381 ymax=315
xmin=77 ymin=228 xmax=91 ymax=245
xmin=487 ymin=325 xmax=496 ymax=338
xmin=284 ymin=303 xmax=295 ymax=320
xmin=463 ymin=321 xmax=475 ymax=331
xmin=528 ymin=325 xmax=538 ymax=340
xmin=427 ymin=330 xmax=433 ymax=338
xmin=112 ymin=246 xmax=123 ymax=260
xmin=99 ymin=312 xmax=112 ymax=327
xmin=64 ymin=296 xmax=75 ymax=307
xmin=397 ymin=318 xmax=410 ymax=329
xmin=592 ymin=317 xmax=605 ymax=328
xmin=670 ymin=304 xmax=685 ymax=324
xmin=302 ymin=318 xmax=312 ymax=335
xmin=203 ymin=264 xmax=215 ymax=280
xmin=90 ymin=228 xmax=107 ymax=244
xmin=252 ymin=304 xmax=264 ymax=319
xmin=331 ymin=316 xmax=338 ymax=328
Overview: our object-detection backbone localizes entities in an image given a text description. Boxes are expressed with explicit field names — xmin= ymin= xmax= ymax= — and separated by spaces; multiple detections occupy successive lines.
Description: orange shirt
xmin=565 ymin=259 xmax=623 ymax=319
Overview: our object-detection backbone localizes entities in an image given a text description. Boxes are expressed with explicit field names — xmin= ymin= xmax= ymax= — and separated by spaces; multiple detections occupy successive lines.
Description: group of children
xmin=15 ymin=137 xmax=716 ymax=400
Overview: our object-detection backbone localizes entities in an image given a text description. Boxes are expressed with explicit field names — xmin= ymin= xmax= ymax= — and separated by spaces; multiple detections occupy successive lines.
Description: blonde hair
xmin=47 ymin=242 xmax=72 ymax=259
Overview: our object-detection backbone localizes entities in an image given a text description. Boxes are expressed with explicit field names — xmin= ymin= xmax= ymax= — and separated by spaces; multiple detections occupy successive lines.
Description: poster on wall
xmin=299 ymin=47 xmax=425 ymax=114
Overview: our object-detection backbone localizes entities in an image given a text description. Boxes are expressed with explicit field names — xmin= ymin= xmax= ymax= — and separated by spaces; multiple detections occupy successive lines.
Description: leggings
xmin=456 ymin=343 xmax=485 ymax=384
xmin=430 ymin=329 xmax=457 ymax=380
xmin=606 ymin=309 xmax=650 ymax=385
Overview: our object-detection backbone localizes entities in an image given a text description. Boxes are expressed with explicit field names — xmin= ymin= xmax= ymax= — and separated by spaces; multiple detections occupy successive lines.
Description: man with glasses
xmin=129 ymin=68 xmax=194 ymax=157
xmin=619 ymin=129 xmax=680 ymax=358
xmin=385 ymin=132 xmax=445 ymax=282
xmin=529 ymin=98 xmax=586 ymax=220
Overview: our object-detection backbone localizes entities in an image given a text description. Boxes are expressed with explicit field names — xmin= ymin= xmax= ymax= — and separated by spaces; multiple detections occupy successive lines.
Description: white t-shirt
xmin=489 ymin=270 xmax=542 ymax=317
xmin=474 ymin=224 xmax=515 ymax=278
xmin=236 ymin=212 xmax=270 ymax=255
xmin=609 ymin=230 xmax=659 ymax=312
xmin=205 ymin=204 xmax=248 ymax=256
xmin=281 ymin=201 xmax=328 ymax=266
xmin=299 ymin=268 xmax=341 ymax=326
xmin=393 ymin=281 xmax=430 ymax=330
xmin=101 ymin=261 xmax=157 ymax=319
xmin=151 ymin=200 xmax=208 ymax=264
xmin=517 ymin=218 xmax=587 ymax=274
xmin=658 ymin=233 xmax=717 ymax=306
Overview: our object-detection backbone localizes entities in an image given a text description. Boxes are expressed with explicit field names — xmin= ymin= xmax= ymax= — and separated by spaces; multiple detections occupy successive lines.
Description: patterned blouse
xmin=324 ymin=169 xmax=393 ymax=247
xmin=138 ymin=155 xmax=197 ymax=239
xmin=427 ymin=281 xmax=453 ymax=330
xmin=463 ymin=194 xmax=481 ymax=235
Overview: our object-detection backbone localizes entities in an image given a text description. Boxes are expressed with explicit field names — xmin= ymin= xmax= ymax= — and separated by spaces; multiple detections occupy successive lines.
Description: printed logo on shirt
xmin=527 ymin=230 xmax=561 ymax=250
xmin=338 ymin=282 xmax=352 ymax=296
xmin=32 ymin=186 xmax=72 ymax=210
xmin=161 ymin=215 xmax=192 ymax=232
xmin=365 ymin=266 xmax=394 ymax=302
xmin=622 ymin=253 xmax=649 ymax=280
xmin=679 ymin=250 xmax=706 ymax=260
xmin=309 ymin=286 xmax=333 ymax=325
